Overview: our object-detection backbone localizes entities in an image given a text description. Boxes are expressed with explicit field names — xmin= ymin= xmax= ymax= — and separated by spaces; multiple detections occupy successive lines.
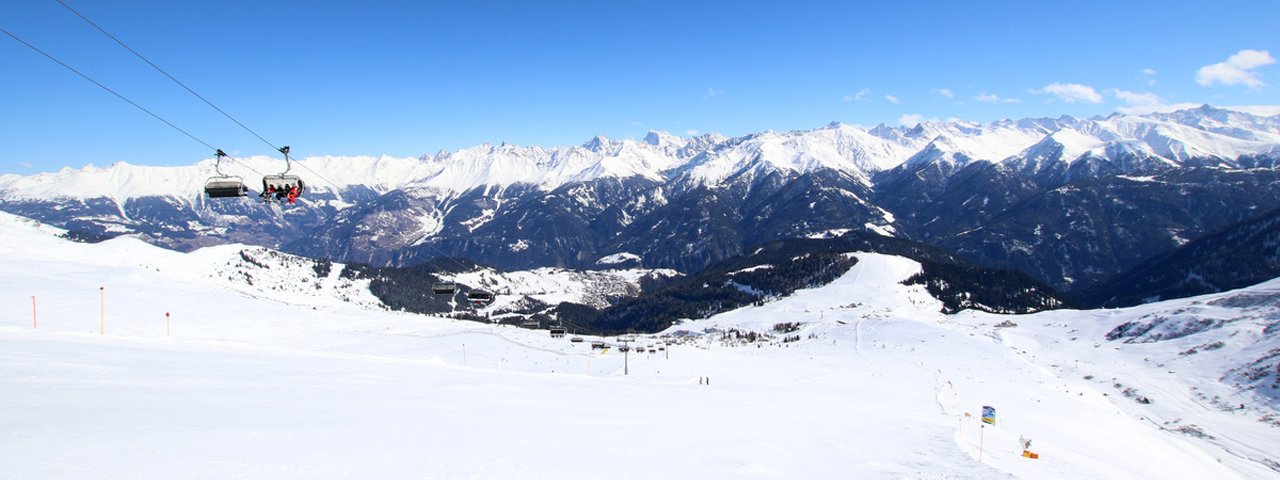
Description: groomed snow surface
xmin=2 ymin=214 xmax=1278 ymax=479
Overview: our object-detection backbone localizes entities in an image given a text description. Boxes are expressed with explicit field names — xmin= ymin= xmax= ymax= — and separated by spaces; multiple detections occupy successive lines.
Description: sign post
xmin=979 ymin=424 xmax=985 ymax=462
xmin=978 ymin=405 xmax=995 ymax=462
xmin=981 ymin=405 xmax=996 ymax=425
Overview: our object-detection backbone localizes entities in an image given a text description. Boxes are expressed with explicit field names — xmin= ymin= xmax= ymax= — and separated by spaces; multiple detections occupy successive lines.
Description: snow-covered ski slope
xmin=1 ymin=213 xmax=1277 ymax=479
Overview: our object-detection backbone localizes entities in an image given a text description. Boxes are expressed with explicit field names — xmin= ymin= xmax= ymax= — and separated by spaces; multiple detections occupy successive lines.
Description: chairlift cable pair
xmin=54 ymin=0 xmax=284 ymax=154
xmin=23 ymin=1 xmax=302 ymax=199
xmin=2 ymin=25 xmax=253 ymax=198
xmin=13 ymin=4 xmax=472 ymax=273
xmin=64 ymin=0 xmax=331 ymax=199
xmin=0 ymin=26 xmax=218 ymax=153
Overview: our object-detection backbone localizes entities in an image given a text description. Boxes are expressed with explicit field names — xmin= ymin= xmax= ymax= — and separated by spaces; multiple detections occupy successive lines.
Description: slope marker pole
xmin=99 ymin=286 xmax=105 ymax=335
xmin=979 ymin=424 xmax=985 ymax=462
xmin=32 ymin=296 xmax=37 ymax=330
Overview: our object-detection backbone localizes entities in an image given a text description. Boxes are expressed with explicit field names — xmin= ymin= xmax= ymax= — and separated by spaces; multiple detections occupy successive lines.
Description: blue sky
xmin=1 ymin=0 xmax=1277 ymax=172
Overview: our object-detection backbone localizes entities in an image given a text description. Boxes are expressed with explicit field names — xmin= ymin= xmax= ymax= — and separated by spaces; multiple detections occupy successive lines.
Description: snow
xmin=806 ymin=228 xmax=852 ymax=239
xmin=2 ymin=213 xmax=1279 ymax=478
xmin=443 ymin=266 xmax=676 ymax=309
xmin=727 ymin=264 xmax=774 ymax=275
xmin=595 ymin=252 xmax=642 ymax=265
xmin=1117 ymin=175 xmax=1158 ymax=182
xmin=864 ymin=222 xmax=896 ymax=237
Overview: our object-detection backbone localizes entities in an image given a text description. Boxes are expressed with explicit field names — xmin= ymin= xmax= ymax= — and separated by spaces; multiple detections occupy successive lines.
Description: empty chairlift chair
xmin=204 ymin=150 xmax=248 ymax=198
xmin=431 ymin=282 xmax=457 ymax=295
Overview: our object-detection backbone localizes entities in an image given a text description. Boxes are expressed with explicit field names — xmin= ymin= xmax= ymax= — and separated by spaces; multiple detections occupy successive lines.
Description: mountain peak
xmin=643 ymin=130 xmax=684 ymax=148
xmin=583 ymin=135 xmax=614 ymax=152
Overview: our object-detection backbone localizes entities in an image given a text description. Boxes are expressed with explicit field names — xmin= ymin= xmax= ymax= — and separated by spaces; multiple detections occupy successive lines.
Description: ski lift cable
xmin=0 ymin=25 xmax=220 ymax=154
xmin=287 ymin=155 xmax=344 ymax=192
xmin=3 ymin=26 xmax=267 ymax=187
xmin=19 ymin=8 xmax=468 ymax=271
xmin=219 ymin=152 xmax=268 ymax=178
xmin=55 ymin=0 xmax=285 ymax=154
xmin=267 ymin=147 xmax=470 ymax=273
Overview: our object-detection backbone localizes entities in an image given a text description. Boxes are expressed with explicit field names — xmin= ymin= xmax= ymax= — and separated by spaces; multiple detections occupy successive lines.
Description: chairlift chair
xmin=204 ymin=149 xmax=248 ymax=198
xmin=432 ymin=282 xmax=457 ymax=295
xmin=467 ymin=289 xmax=495 ymax=305
xmin=261 ymin=146 xmax=305 ymax=200
xmin=550 ymin=326 xmax=567 ymax=338
xmin=205 ymin=178 xmax=248 ymax=198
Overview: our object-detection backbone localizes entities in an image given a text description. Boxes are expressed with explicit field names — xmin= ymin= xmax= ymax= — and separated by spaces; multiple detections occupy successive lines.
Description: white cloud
xmin=1142 ymin=68 xmax=1158 ymax=86
xmin=930 ymin=88 xmax=954 ymax=98
xmin=844 ymin=88 xmax=872 ymax=102
xmin=1034 ymin=83 xmax=1103 ymax=103
xmin=1196 ymin=49 xmax=1275 ymax=87
xmin=899 ymin=113 xmax=924 ymax=126
xmin=973 ymin=93 xmax=999 ymax=103
xmin=1115 ymin=102 xmax=1203 ymax=115
xmin=1111 ymin=89 xmax=1174 ymax=114
xmin=974 ymin=92 xmax=1020 ymax=104
xmin=686 ymin=130 xmax=699 ymax=136
xmin=19 ymin=161 xmax=34 ymax=168
xmin=1112 ymin=89 xmax=1161 ymax=106
xmin=885 ymin=95 xmax=899 ymax=104
xmin=703 ymin=88 xmax=724 ymax=99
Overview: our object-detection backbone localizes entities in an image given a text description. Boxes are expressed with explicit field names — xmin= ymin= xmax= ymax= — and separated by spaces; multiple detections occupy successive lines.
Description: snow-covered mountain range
xmin=3 ymin=105 xmax=1279 ymax=295
xmin=5 ymin=105 xmax=1274 ymax=199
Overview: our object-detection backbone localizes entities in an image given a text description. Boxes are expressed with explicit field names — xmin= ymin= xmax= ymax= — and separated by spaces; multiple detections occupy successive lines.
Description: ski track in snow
xmin=0 ymin=214 xmax=1278 ymax=479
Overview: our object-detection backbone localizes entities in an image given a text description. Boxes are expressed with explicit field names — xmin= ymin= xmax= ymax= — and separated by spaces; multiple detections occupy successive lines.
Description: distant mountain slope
xmin=1083 ymin=207 xmax=1280 ymax=307
xmin=581 ymin=231 xmax=1068 ymax=334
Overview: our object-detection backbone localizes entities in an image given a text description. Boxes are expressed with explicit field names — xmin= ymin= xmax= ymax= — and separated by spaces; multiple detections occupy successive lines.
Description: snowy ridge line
xmin=2 ymin=105 xmax=1277 ymax=200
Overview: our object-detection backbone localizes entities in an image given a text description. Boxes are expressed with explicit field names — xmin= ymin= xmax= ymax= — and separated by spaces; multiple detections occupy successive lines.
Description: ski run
xmin=2 ymin=212 xmax=1278 ymax=479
